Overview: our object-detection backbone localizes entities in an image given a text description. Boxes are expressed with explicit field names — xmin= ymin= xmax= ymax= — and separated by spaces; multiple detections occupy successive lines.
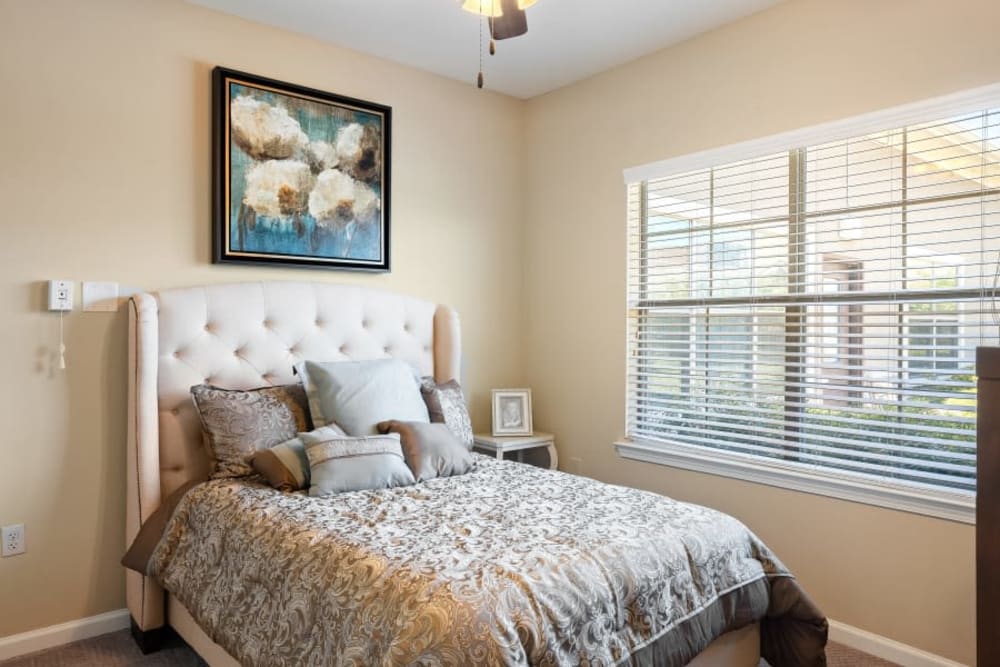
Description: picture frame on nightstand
xmin=491 ymin=388 xmax=533 ymax=436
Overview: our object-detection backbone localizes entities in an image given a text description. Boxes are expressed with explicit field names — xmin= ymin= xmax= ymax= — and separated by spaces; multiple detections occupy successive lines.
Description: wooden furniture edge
xmin=977 ymin=346 xmax=999 ymax=666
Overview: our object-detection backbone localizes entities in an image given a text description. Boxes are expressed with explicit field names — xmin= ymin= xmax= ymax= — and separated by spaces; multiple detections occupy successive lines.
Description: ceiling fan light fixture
xmin=461 ymin=0 xmax=503 ymax=17
xmin=461 ymin=0 xmax=538 ymax=17
xmin=463 ymin=0 xmax=537 ymax=90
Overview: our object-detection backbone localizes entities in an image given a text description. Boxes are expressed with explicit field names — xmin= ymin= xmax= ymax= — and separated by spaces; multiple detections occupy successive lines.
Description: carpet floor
xmin=0 ymin=630 xmax=900 ymax=666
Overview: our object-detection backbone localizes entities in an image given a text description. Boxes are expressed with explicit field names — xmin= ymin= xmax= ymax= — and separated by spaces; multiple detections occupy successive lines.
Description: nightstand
xmin=473 ymin=432 xmax=557 ymax=470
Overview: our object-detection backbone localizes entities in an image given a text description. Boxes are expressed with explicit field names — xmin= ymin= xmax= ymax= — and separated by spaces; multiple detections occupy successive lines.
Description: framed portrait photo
xmin=213 ymin=67 xmax=391 ymax=272
xmin=491 ymin=389 xmax=533 ymax=437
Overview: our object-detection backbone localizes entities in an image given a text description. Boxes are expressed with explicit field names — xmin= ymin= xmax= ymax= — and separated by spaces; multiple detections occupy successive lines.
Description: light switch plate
xmin=82 ymin=282 xmax=120 ymax=312
xmin=47 ymin=280 xmax=74 ymax=311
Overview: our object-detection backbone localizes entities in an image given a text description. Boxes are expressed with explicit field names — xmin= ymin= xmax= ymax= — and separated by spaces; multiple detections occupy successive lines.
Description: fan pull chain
xmin=477 ymin=0 xmax=485 ymax=88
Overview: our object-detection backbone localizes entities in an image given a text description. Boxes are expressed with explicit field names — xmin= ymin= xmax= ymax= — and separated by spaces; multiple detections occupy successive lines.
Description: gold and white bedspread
xmin=136 ymin=457 xmax=826 ymax=666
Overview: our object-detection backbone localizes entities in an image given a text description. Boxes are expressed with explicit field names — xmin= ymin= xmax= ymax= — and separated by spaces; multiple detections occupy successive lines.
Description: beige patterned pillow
xmin=191 ymin=384 xmax=313 ymax=479
xmin=420 ymin=378 xmax=474 ymax=449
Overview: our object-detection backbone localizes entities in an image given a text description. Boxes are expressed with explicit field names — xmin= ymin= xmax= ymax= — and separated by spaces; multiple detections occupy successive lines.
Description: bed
xmin=123 ymin=281 xmax=827 ymax=666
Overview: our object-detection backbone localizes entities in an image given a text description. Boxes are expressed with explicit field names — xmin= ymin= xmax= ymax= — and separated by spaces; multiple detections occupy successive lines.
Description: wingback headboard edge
xmin=126 ymin=293 xmax=165 ymax=634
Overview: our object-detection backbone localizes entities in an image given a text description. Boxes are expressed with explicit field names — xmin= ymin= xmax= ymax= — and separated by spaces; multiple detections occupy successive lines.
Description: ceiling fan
xmin=460 ymin=0 xmax=540 ymax=88
xmin=461 ymin=0 xmax=538 ymax=39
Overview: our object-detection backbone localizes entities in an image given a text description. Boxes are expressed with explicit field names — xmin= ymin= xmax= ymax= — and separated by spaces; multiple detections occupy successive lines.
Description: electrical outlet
xmin=48 ymin=280 xmax=74 ymax=311
xmin=567 ymin=457 xmax=583 ymax=475
xmin=2 ymin=524 xmax=25 ymax=557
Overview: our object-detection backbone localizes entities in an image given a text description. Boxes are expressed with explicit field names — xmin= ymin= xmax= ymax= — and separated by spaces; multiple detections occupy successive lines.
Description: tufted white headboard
xmin=125 ymin=281 xmax=461 ymax=633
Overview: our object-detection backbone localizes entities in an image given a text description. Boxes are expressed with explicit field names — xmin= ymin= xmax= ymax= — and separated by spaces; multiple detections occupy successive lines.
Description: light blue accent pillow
xmin=296 ymin=358 xmax=430 ymax=435
xmin=301 ymin=428 xmax=415 ymax=496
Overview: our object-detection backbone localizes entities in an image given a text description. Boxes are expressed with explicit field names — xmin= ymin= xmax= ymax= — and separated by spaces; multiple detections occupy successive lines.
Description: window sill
xmin=614 ymin=438 xmax=974 ymax=524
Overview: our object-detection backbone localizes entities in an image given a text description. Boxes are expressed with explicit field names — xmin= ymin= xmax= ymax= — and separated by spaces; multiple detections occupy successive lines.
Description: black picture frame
xmin=212 ymin=67 xmax=392 ymax=272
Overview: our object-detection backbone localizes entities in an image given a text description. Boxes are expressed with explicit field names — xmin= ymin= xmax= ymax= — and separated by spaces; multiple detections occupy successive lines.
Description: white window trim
xmin=624 ymin=82 xmax=1000 ymax=183
xmin=619 ymin=83 xmax=1000 ymax=525
xmin=615 ymin=438 xmax=974 ymax=524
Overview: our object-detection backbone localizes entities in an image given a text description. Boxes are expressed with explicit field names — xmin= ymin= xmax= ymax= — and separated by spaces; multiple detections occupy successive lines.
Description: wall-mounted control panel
xmin=47 ymin=280 xmax=74 ymax=311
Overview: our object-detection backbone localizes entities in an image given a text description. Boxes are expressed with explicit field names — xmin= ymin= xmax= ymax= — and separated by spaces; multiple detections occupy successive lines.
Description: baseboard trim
xmin=829 ymin=619 xmax=968 ymax=667
xmin=0 ymin=608 xmax=130 ymax=662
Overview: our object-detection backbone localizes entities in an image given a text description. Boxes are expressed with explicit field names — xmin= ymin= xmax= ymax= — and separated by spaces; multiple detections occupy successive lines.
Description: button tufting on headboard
xmin=137 ymin=281 xmax=460 ymax=502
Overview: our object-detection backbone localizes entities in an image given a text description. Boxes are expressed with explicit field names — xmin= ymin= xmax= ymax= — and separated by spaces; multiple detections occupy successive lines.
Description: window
xmin=624 ymin=102 xmax=1000 ymax=519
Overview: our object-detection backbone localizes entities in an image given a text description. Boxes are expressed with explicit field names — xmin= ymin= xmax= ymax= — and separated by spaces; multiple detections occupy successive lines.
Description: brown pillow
xmin=191 ymin=383 xmax=313 ymax=479
xmin=420 ymin=378 xmax=474 ymax=449
xmin=377 ymin=420 xmax=475 ymax=482
xmin=251 ymin=424 xmax=347 ymax=492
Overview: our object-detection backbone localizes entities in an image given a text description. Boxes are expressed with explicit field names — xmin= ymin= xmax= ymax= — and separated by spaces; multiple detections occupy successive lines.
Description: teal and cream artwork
xmin=213 ymin=68 xmax=391 ymax=271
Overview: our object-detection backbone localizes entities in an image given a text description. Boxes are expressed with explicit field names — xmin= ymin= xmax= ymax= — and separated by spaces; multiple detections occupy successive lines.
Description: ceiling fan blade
xmin=489 ymin=0 xmax=527 ymax=40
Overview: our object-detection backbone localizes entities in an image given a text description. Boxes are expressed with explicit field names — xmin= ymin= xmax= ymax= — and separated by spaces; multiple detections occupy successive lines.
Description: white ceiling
xmin=188 ymin=0 xmax=785 ymax=98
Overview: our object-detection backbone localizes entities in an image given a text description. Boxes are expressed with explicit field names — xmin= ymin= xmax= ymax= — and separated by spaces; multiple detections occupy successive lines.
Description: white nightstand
xmin=473 ymin=432 xmax=557 ymax=470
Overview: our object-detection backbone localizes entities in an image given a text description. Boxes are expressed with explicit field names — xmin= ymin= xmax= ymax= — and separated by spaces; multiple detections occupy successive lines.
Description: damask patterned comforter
xmin=126 ymin=456 xmax=827 ymax=666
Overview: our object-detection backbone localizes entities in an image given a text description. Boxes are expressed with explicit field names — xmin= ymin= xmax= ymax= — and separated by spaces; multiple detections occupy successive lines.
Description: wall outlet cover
xmin=1 ymin=524 xmax=25 ymax=557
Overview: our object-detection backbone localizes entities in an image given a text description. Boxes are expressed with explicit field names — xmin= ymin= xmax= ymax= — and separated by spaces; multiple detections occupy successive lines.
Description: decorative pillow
xmin=190 ymin=383 xmax=313 ymax=479
xmin=251 ymin=423 xmax=347 ymax=492
xmin=377 ymin=420 xmax=475 ymax=482
xmin=296 ymin=359 xmax=429 ymax=435
xmin=301 ymin=427 xmax=415 ymax=496
xmin=420 ymin=378 xmax=474 ymax=449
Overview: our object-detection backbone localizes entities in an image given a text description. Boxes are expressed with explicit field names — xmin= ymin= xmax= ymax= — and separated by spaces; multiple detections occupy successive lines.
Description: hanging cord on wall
xmin=58 ymin=309 xmax=66 ymax=370
xmin=477 ymin=0 xmax=485 ymax=88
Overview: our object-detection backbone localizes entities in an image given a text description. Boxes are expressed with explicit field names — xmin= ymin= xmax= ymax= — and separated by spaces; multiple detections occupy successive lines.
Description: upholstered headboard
xmin=125 ymin=281 xmax=461 ymax=634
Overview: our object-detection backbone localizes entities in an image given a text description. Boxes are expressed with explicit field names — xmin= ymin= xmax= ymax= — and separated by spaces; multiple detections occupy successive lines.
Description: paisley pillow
xmin=191 ymin=383 xmax=313 ymax=479
xmin=420 ymin=378 xmax=474 ymax=449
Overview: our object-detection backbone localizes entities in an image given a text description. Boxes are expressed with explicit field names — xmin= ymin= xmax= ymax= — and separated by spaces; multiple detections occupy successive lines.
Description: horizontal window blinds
xmin=627 ymin=110 xmax=1000 ymax=494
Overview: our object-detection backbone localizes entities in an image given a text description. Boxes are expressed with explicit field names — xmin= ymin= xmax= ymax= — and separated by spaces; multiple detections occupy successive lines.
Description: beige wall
xmin=523 ymin=1 xmax=1000 ymax=664
xmin=1 ymin=0 xmax=993 ymax=662
xmin=0 ymin=0 xmax=525 ymax=638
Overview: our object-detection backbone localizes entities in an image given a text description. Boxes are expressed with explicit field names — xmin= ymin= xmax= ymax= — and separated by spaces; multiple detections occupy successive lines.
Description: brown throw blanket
xmin=125 ymin=456 xmax=827 ymax=666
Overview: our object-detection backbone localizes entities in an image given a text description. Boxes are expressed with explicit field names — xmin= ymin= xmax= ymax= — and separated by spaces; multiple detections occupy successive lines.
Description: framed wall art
xmin=213 ymin=67 xmax=391 ymax=271
xmin=491 ymin=388 xmax=534 ymax=436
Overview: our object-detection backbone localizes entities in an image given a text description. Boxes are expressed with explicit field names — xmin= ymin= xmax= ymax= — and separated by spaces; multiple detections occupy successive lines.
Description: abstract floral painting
xmin=213 ymin=68 xmax=391 ymax=271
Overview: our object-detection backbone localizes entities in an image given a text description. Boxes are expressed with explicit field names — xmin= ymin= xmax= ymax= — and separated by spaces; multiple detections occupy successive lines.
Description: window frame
xmin=617 ymin=84 xmax=1000 ymax=524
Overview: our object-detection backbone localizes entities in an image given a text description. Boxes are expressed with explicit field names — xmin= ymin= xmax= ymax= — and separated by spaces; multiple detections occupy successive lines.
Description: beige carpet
xmin=0 ymin=630 xmax=205 ymax=667
xmin=823 ymin=642 xmax=901 ymax=667
xmin=0 ymin=630 xmax=901 ymax=666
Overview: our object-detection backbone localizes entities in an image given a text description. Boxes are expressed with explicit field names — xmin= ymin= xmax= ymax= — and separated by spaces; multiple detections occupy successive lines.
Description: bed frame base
xmin=168 ymin=596 xmax=241 ymax=667
xmin=129 ymin=617 xmax=172 ymax=655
